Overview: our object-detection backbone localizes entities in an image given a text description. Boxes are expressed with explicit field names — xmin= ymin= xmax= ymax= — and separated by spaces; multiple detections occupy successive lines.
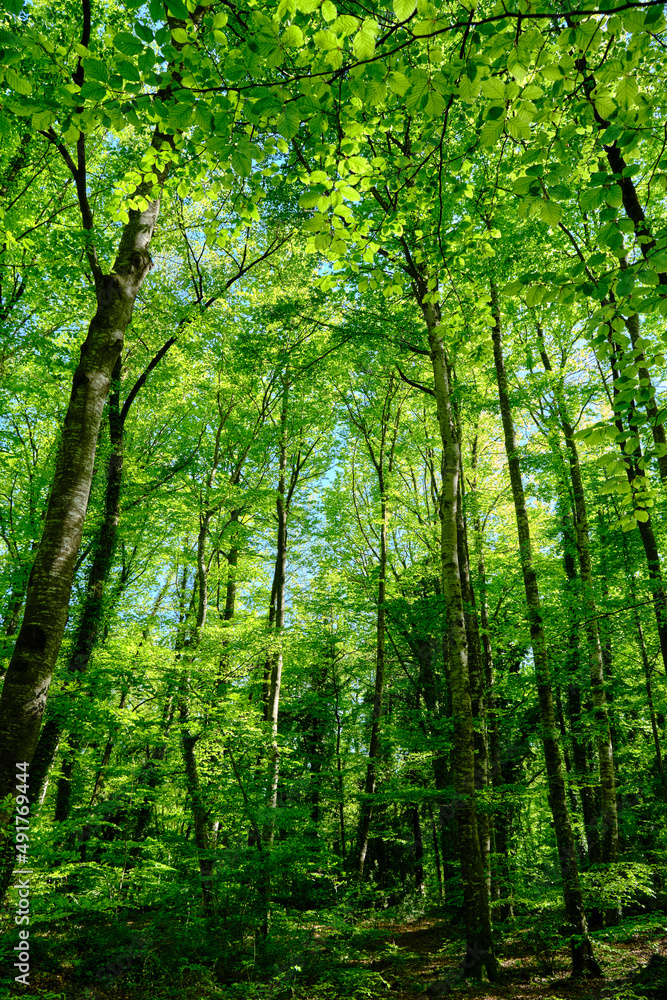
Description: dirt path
xmin=366 ymin=917 xmax=667 ymax=1000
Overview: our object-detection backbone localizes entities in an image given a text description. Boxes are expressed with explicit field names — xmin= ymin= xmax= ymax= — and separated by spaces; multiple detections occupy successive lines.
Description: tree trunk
xmin=539 ymin=335 xmax=619 ymax=866
xmin=356 ymin=481 xmax=387 ymax=877
xmin=605 ymin=329 xmax=667 ymax=677
xmin=456 ymin=468 xmax=492 ymax=894
xmin=0 ymin=199 xmax=160 ymax=798
xmin=28 ymin=336 xmax=176 ymax=814
xmin=0 ymin=193 xmax=163 ymax=897
xmin=264 ymin=380 xmax=289 ymax=847
xmin=422 ymin=294 xmax=496 ymax=981
xmin=490 ymin=285 xmax=600 ymax=977
xmin=179 ymin=521 xmax=215 ymax=914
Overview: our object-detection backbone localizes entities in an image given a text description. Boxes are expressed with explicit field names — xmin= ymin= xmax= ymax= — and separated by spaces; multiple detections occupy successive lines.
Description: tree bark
xmin=539 ymin=334 xmax=619 ymax=866
xmin=421 ymin=292 xmax=496 ymax=981
xmin=264 ymin=379 xmax=289 ymax=846
xmin=605 ymin=328 xmax=667 ymax=677
xmin=356 ymin=477 xmax=387 ymax=877
xmin=456 ymin=467 xmax=492 ymax=893
xmin=179 ymin=521 xmax=215 ymax=914
xmin=490 ymin=285 xmax=600 ymax=977
xmin=28 ymin=337 xmax=176 ymax=813
xmin=0 ymin=199 xmax=160 ymax=810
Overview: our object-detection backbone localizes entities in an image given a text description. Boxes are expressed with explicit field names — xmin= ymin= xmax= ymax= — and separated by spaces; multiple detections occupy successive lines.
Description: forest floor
xmin=366 ymin=915 xmax=667 ymax=999
xmin=2 ymin=911 xmax=666 ymax=999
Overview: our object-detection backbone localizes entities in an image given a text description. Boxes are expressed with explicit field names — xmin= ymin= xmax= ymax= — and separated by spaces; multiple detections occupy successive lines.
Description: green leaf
xmin=314 ymin=232 xmax=331 ymax=250
xmin=459 ymin=74 xmax=481 ymax=102
xmin=166 ymin=0 xmax=189 ymax=17
xmin=81 ymin=79 xmax=108 ymax=99
xmin=606 ymin=186 xmax=622 ymax=208
xmin=321 ymin=0 xmax=337 ymax=21
xmin=594 ymin=93 xmax=615 ymax=119
xmin=168 ymin=101 xmax=194 ymax=128
xmin=232 ymin=144 xmax=252 ymax=176
xmin=507 ymin=117 xmax=530 ymax=140
xmin=296 ymin=0 xmax=320 ymax=11
xmin=83 ymin=58 xmax=109 ymax=83
xmin=425 ymin=90 xmax=445 ymax=117
xmin=5 ymin=67 xmax=32 ymax=95
xmin=352 ymin=18 xmax=378 ymax=60
xmin=615 ymin=76 xmax=638 ymax=109
xmin=507 ymin=47 xmax=529 ymax=83
xmin=365 ymin=79 xmax=386 ymax=106
xmin=332 ymin=14 xmax=358 ymax=36
xmin=314 ymin=29 xmax=337 ymax=50
xmin=539 ymin=201 xmax=562 ymax=227
xmin=303 ymin=214 xmax=327 ymax=232
xmin=277 ymin=103 xmax=301 ymax=139
xmin=580 ymin=186 xmax=606 ymax=212
xmin=115 ymin=58 xmax=141 ymax=82
xmin=31 ymin=108 xmax=53 ymax=130
xmin=138 ymin=48 xmax=156 ymax=73
xmin=393 ymin=0 xmax=416 ymax=19
xmin=282 ymin=24 xmax=303 ymax=47
xmin=480 ymin=77 xmax=505 ymax=100
xmin=388 ymin=71 xmax=410 ymax=96
xmin=113 ymin=31 xmax=143 ymax=56
xmin=599 ymin=221 xmax=624 ymax=252
xmin=479 ymin=116 xmax=504 ymax=146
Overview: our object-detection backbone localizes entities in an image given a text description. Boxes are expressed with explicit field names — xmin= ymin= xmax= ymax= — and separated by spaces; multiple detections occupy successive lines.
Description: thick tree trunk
xmin=0 ymin=196 xmax=162 ymax=897
xmin=423 ymin=297 xmax=496 ymax=981
xmin=28 ymin=336 xmax=176 ymax=813
xmin=490 ymin=286 xmax=600 ymax=977
xmin=0 ymin=202 xmax=159 ymax=800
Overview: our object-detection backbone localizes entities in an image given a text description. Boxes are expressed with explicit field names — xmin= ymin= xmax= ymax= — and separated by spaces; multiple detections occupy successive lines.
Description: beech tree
xmin=1 ymin=1 xmax=667 ymax=995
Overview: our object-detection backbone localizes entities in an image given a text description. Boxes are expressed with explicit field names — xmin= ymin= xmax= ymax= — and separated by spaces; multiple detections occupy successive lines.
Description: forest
xmin=1 ymin=0 xmax=667 ymax=997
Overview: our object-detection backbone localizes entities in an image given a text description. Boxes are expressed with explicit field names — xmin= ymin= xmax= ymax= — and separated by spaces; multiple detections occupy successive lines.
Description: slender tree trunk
xmin=356 ymin=481 xmax=387 ymax=877
xmin=456 ymin=469 xmax=492 ymax=893
xmin=468 ymin=450 xmax=511 ymax=917
xmin=539 ymin=336 xmax=619 ymax=866
xmin=331 ymin=649 xmax=347 ymax=860
xmin=490 ymin=285 xmax=600 ymax=976
xmin=179 ymin=521 xmax=215 ymax=914
xmin=264 ymin=382 xmax=289 ymax=847
xmin=428 ymin=802 xmax=444 ymax=899
xmin=558 ymin=506 xmax=602 ymax=868
xmin=622 ymin=548 xmax=667 ymax=793
xmin=605 ymin=330 xmax=667 ymax=676
xmin=411 ymin=805 xmax=425 ymax=893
